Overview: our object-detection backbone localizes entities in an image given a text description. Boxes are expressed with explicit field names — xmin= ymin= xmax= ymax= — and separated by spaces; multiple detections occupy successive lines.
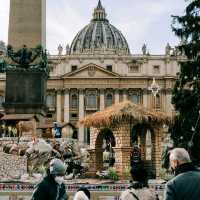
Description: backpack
xmin=129 ymin=191 xmax=139 ymax=200
xmin=120 ymin=189 xmax=140 ymax=200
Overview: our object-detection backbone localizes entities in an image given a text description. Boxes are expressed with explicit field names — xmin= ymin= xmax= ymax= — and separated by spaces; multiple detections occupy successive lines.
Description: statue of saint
xmin=66 ymin=44 xmax=70 ymax=55
xmin=58 ymin=44 xmax=63 ymax=55
xmin=165 ymin=43 xmax=171 ymax=55
xmin=142 ymin=43 xmax=147 ymax=55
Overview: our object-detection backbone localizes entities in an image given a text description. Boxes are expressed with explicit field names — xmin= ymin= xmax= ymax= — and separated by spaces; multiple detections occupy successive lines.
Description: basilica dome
xmin=70 ymin=0 xmax=130 ymax=55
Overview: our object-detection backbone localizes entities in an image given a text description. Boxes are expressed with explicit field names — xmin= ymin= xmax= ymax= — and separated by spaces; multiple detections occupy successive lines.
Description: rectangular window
xmin=153 ymin=65 xmax=160 ymax=74
xmin=46 ymin=113 xmax=52 ymax=118
xmin=71 ymin=113 xmax=78 ymax=118
xmin=105 ymin=94 xmax=113 ymax=107
xmin=155 ymin=94 xmax=161 ymax=110
xmin=84 ymin=128 xmax=90 ymax=145
xmin=70 ymin=94 xmax=78 ymax=109
xmin=71 ymin=65 xmax=77 ymax=72
xmin=129 ymin=65 xmax=140 ymax=73
xmin=106 ymin=65 xmax=112 ymax=72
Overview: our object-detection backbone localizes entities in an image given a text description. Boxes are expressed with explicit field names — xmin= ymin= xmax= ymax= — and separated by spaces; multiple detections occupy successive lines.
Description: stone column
xmin=154 ymin=127 xmax=162 ymax=178
xmin=113 ymin=125 xmax=132 ymax=178
xmin=143 ymin=89 xmax=148 ymax=108
xmin=114 ymin=147 xmax=132 ymax=178
xmin=64 ymin=89 xmax=70 ymax=122
xmin=166 ymin=91 xmax=173 ymax=116
xmin=114 ymin=89 xmax=120 ymax=104
xmin=56 ymin=90 xmax=62 ymax=122
xmin=79 ymin=89 xmax=85 ymax=144
xmin=123 ymin=89 xmax=128 ymax=101
xmin=100 ymin=89 xmax=105 ymax=111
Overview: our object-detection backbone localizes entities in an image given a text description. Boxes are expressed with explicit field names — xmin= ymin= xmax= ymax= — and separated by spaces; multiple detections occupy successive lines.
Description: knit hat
xmin=50 ymin=158 xmax=66 ymax=175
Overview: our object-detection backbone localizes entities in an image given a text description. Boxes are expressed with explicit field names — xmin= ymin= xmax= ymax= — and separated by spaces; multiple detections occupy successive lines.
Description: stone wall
xmin=0 ymin=152 xmax=27 ymax=180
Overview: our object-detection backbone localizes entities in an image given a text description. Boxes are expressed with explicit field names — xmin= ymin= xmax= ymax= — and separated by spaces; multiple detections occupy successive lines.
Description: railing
xmin=0 ymin=182 xmax=165 ymax=200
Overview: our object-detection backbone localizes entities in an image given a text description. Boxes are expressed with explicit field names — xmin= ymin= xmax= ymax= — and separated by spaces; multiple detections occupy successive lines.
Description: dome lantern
xmin=93 ymin=0 xmax=107 ymax=21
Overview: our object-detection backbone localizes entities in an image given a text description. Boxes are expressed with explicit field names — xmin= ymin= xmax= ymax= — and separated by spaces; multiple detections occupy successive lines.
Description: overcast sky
xmin=0 ymin=0 xmax=187 ymax=55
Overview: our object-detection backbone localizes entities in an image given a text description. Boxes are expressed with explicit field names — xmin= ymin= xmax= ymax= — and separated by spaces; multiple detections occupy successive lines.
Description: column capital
xmin=56 ymin=90 xmax=62 ymax=95
xmin=64 ymin=88 xmax=70 ymax=94
xmin=121 ymin=88 xmax=127 ymax=92
xmin=78 ymin=88 xmax=85 ymax=94
xmin=143 ymin=88 xmax=151 ymax=95
xmin=99 ymin=88 xmax=105 ymax=94
xmin=105 ymin=88 xmax=114 ymax=93
xmin=114 ymin=88 xmax=120 ymax=92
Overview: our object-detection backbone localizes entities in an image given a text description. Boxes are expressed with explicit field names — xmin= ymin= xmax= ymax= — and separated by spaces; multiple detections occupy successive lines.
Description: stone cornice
xmin=48 ymin=54 xmax=179 ymax=61
xmin=59 ymin=76 xmax=177 ymax=80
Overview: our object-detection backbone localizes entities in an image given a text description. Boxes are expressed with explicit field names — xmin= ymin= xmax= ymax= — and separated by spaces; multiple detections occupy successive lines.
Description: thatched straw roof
xmin=79 ymin=101 xmax=171 ymax=128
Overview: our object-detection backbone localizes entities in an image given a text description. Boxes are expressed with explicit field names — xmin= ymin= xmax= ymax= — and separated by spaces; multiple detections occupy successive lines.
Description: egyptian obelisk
xmin=4 ymin=0 xmax=47 ymax=117
xmin=8 ymin=0 xmax=46 ymax=49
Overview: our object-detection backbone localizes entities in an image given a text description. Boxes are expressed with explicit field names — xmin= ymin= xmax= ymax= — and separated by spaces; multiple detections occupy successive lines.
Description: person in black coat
xmin=164 ymin=148 xmax=200 ymax=200
xmin=31 ymin=158 xmax=68 ymax=200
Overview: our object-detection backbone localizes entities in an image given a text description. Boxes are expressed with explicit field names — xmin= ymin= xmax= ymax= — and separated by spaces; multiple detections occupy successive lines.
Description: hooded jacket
xmin=31 ymin=173 xmax=68 ymax=200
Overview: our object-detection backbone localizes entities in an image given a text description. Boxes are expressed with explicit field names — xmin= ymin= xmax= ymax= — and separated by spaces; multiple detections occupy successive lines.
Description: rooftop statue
xmin=57 ymin=44 xmax=63 ymax=55
xmin=165 ymin=43 xmax=171 ymax=55
xmin=142 ymin=43 xmax=147 ymax=55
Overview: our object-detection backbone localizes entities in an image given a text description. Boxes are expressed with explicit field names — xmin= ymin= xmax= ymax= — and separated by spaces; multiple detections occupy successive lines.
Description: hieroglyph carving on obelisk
xmin=8 ymin=0 xmax=46 ymax=49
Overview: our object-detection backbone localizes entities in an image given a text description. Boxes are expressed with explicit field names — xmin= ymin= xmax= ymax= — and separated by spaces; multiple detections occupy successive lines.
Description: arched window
xmin=130 ymin=94 xmax=140 ymax=104
xmin=0 ymin=95 xmax=4 ymax=108
xmin=87 ymin=93 xmax=97 ymax=108
xmin=129 ymin=92 xmax=140 ymax=104
xmin=106 ymin=93 xmax=113 ymax=107
xmin=155 ymin=94 xmax=161 ymax=109
xmin=86 ymin=90 xmax=98 ymax=110
xmin=71 ymin=94 xmax=78 ymax=109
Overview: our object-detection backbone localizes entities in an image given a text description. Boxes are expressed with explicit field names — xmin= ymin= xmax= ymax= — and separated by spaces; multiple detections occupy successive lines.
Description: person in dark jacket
xmin=164 ymin=148 xmax=200 ymax=200
xmin=31 ymin=158 xmax=68 ymax=200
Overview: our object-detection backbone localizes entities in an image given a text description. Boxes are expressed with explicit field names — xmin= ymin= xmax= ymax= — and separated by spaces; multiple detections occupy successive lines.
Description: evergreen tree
xmin=171 ymin=0 xmax=200 ymax=163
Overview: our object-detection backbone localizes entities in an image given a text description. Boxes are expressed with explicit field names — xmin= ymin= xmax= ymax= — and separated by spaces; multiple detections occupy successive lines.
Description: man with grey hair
xmin=164 ymin=148 xmax=200 ymax=200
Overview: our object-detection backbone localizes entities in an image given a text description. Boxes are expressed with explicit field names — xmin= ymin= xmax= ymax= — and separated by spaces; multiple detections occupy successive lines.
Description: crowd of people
xmin=30 ymin=147 xmax=200 ymax=200
xmin=0 ymin=124 xmax=18 ymax=138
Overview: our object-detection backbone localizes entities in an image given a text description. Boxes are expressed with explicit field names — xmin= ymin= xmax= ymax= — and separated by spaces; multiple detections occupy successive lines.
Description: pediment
xmin=62 ymin=63 xmax=120 ymax=78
